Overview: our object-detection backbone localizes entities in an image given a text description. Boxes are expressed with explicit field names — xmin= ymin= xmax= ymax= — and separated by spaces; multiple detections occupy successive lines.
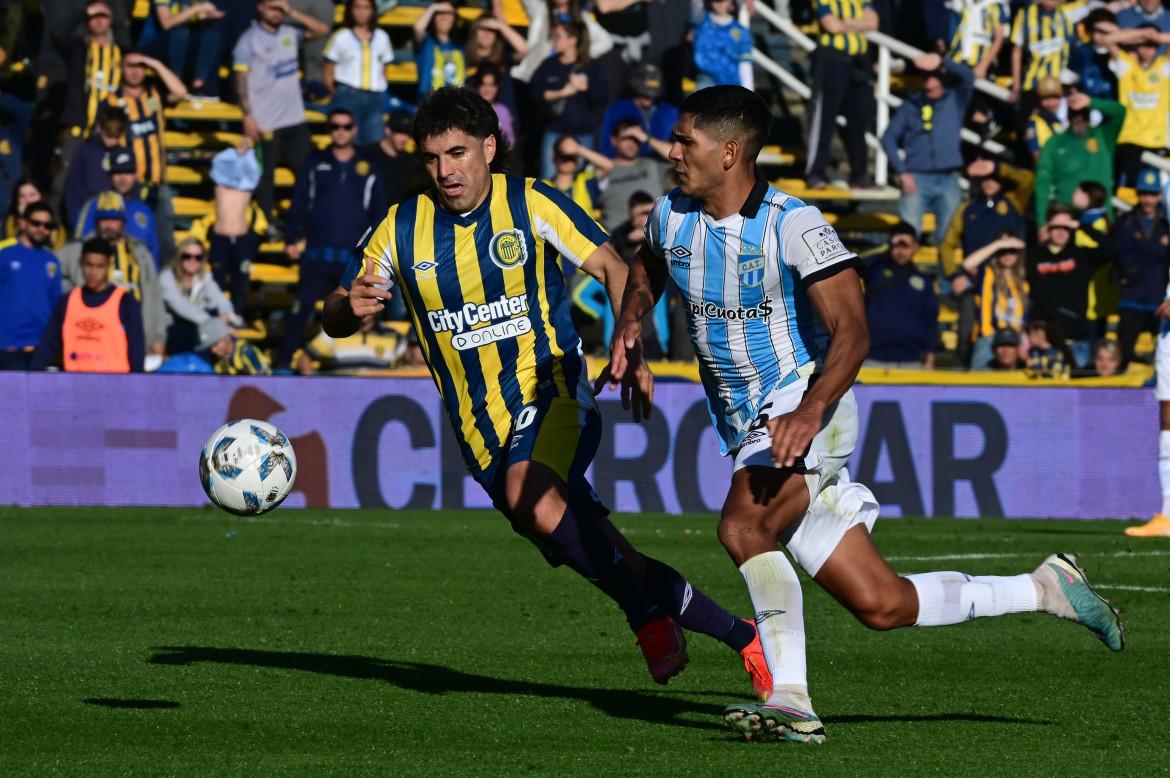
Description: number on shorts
xmin=515 ymin=406 xmax=538 ymax=431
xmin=748 ymin=401 xmax=774 ymax=433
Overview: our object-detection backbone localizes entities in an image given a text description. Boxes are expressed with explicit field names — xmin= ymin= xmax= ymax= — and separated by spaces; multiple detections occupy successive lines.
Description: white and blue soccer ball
xmin=199 ymin=419 xmax=297 ymax=516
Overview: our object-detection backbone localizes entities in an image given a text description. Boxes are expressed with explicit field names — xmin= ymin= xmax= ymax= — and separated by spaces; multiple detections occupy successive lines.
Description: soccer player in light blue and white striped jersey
xmin=605 ymin=85 xmax=1126 ymax=744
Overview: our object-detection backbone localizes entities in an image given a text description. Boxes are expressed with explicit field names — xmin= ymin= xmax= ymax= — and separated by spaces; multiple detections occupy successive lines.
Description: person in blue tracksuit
xmin=0 ymin=203 xmax=63 ymax=369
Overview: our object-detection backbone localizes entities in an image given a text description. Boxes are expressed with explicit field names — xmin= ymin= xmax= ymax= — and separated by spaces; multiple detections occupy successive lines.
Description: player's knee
xmin=850 ymin=581 xmax=916 ymax=631
xmin=503 ymin=461 xmax=567 ymax=535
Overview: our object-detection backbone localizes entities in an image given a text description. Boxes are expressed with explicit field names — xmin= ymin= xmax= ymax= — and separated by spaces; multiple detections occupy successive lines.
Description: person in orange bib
xmin=32 ymin=237 xmax=145 ymax=372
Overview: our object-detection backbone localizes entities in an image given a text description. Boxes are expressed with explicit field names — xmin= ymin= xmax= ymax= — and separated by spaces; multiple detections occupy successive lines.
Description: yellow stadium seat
xmin=250 ymin=263 xmax=300 ymax=285
xmin=172 ymin=197 xmax=214 ymax=218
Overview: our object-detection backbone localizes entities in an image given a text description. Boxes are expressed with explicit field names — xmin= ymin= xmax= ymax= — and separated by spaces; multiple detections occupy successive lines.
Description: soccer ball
xmin=199 ymin=419 xmax=297 ymax=516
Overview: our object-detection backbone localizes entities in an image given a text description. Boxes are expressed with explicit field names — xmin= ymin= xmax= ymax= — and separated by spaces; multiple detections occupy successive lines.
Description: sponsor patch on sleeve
xmin=801 ymin=225 xmax=849 ymax=264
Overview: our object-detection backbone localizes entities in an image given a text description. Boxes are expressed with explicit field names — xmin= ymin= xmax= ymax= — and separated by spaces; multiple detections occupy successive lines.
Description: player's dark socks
xmin=544 ymin=507 xmax=661 ymax=632
xmin=641 ymin=555 xmax=754 ymax=652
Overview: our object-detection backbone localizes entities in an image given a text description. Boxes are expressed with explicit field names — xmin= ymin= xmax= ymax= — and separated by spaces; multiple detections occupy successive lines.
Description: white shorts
xmin=1156 ymin=320 xmax=1170 ymax=402
xmin=731 ymin=378 xmax=877 ymax=576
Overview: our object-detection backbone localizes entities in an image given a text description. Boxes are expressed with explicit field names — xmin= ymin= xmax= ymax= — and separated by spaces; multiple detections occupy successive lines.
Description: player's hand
xmin=766 ymin=405 xmax=823 ymax=469
xmin=592 ymin=358 xmax=654 ymax=421
xmin=349 ymin=273 xmax=392 ymax=318
xmin=607 ymin=317 xmax=643 ymax=386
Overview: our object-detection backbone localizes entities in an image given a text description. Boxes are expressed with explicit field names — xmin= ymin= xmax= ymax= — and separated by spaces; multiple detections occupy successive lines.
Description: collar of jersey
xmin=700 ymin=170 xmax=769 ymax=227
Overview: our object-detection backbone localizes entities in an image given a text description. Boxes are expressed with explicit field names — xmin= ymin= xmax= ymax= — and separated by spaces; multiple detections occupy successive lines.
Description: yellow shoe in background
xmin=1124 ymin=514 xmax=1170 ymax=537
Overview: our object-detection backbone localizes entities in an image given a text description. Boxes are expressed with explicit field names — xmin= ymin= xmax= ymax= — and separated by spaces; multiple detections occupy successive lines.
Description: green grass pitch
xmin=2 ymin=507 xmax=1166 ymax=776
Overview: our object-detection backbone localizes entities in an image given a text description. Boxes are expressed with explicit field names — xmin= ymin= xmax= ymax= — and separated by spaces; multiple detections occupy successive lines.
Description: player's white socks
xmin=740 ymin=551 xmax=811 ymax=708
xmin=906 ymin=571 xmax=1040 ymax=626
xmin=1158 ymin=431 xmax=1170 ymax=516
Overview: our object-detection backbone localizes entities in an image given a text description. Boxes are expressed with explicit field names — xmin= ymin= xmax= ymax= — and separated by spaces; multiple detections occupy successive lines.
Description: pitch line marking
xmin=178 ymin=513 xmax=401 ymax=529
xmin=1096 ymin=584 xmax=1170 ymax=593
xmin=887 ymin=550 xmax=1170 ymax=562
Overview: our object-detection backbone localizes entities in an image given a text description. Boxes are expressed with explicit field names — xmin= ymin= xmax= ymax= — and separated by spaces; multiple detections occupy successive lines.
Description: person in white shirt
xmin=323 ymin=0 xmax=396 ymax=145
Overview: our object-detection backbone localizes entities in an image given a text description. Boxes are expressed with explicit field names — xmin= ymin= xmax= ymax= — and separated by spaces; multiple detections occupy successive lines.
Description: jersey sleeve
xmin=779 ymin=205 xmax=862 ymax=286
xmin=642 ymin=194 xmax=670 ymax=260
xmin=1010 ymin=10 xmax=1024 ymax=46
xmin=342 ymin=213 xmax=398 ymax=291
xmin=1109 ymin=50 xmax=1132 ymax=78
xmin=530 ymin=180 xmax=609 ymax=268
xmin=232 ymin=29 xmax=252 ymax=72
xmin=323 ymin=30 xmax=345 ymax=63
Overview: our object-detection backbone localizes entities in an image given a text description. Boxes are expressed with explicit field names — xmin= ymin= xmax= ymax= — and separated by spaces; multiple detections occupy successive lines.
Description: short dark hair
xmin=328 ymin=106 xmax=355 ymax=121
xmin=81 ymin=237 xmax=114 ymax=259
xmin=1048 ymin=202 xmax=1076 ymax=220
xmin=1084 ymin=7 xmax=1116 ymax=28
xmin=98 ymin=105 xmax=128 ymax=134
xmin=677 ymin=85 xmax=771 ymax=162
xmin=890 ymin=221 xmax=918 ymax=242
xmin=1076 ymin=180 xmax=1108 ymax=209
xmin=467 ymin=64 xmax=503 ymax=90
xmin=22 ymin=202 xmax=54 ymax=222
xmin=628 ymin=190 xmax=655 ymax=209
xmin=612 ymin=117 xmax=642 ymax=137
xmin=412 ymin=86 xmax=511 ymax=173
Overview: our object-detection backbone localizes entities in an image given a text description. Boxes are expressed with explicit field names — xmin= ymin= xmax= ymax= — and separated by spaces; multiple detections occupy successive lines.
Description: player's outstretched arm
xmin=767 ymin=268 xmax=869 ymax=468
xmin=323 ymin=277 xmax=391 ymax=338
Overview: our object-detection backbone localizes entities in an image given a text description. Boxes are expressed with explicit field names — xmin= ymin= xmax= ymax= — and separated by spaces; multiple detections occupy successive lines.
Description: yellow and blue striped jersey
xmin=344 ymin=174 xmax=610 ymax=484
xmin=1010 ymin=3 xmax=1075 ymax=90
xmin=949 ymin=0 xmax=1009 ymax=67
xmin=105 ymin=85 xmax=166 ymax=185
xmin=80 ymin=41 xmax=122 ymax=135
xmin=815 ymin=0 xmax=872 ymax=55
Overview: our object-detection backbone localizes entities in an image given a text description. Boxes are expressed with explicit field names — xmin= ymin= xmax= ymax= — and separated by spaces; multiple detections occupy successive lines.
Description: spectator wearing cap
xmin=880 ymin=52 xmax=974 ymax=248
xmin=693 ymin=0 xmax=754 ymax=90
xmin=197 ymin=141 xmax=264 ymax=318
xmin=0 ymin=203 xmax=64 ymax=370
xmin=58 ymin=191 xmax=166 ymax=357
xmin=1026 ymin=203 xmax=1114 ymax=367
xmin=155 ymin=315 xmax=270 ymax=375
xmin=33 ymin=236 xmax=145 ymax=373
xmin=1024 ymin=76 xmax=1067 ymax=165
xmin=61 ymin=105 xmax=127 ymax=228
xmin=75 ymin=146 xmax=160 ymax=267
xmin=1101 ymin=23 xmax=1170 ymax=187
xmin=940 ymin=156 xmax=1031 ymax=365
xmin=278 ymin=107 xmax=388 ymax=369
xmin=1113 ymin=167 xmax=1170 ymax=366
xmin=103 ymin=49 xmax=188 ymax=265
xmin=364 ymin=109 xmax=430 ymax=209
xmin=984 ymin=326 xmax=1028 ymax=370
xmin=961 ymin=229 xmax=1030 ymax=370
xmin=323 ymin=0 xmax=397 ymax=146
xmin=598 ymin=63 xmax=679 ymax=159
xmin=1071 ymin=9 xmax=1120 ymax=100
xmin=234 ymin=0 xmax=330 ymax=228
xmin=860 ymin=222 xmax=939 ymax=369
xmin=1035 ymin=91 xmax=1126 ymax=224
xmin=159 ymin=237 xmax=243 ymax=354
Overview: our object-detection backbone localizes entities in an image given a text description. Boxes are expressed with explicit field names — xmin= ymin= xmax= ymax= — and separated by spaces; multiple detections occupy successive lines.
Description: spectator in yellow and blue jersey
xmin=0 ymin=204 xmax=63 ymax=370
xmin=413 ymin=2 xmax=467 ymax=103
xmin=948 ymin=0 xmax=1009 ymax=81
xmin=804 ymin=0 xmax=879 ymax=189
xmin=1024 ymin=76 xmax=1066 ymax=164
xmin=1103 ymin=23 xmax=1170 ymax=187
xmin=962 ymin=229 xmax=1030 ymax=370
xmin=1009 ymin=0 xmax=1077 ymax=119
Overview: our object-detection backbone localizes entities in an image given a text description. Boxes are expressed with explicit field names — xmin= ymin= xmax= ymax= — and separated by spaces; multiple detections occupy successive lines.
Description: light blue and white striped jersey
xmin=644 ymin=175 xmax=861 ymax=454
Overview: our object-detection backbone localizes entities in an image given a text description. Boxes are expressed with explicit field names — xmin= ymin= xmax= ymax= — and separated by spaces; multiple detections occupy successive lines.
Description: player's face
xmin=421 ymin=129 xmax=497 ymax=213
xmin=81 ymin=253 xmax=110 ymax=292
xmin=668 ymin=114 xmax=726 ymax=201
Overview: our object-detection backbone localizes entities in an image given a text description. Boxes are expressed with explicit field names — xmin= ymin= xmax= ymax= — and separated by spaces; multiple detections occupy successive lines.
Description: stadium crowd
xmin=0 ymin=0 xmax=1167 ymax=378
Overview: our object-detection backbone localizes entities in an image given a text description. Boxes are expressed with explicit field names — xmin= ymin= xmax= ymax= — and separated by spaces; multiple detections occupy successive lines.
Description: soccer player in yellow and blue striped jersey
xmin=325 ymin=86 xmax=773 ymax=698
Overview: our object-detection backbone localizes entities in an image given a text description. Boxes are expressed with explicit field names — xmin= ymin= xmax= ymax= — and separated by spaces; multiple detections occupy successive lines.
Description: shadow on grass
xmin=83 ymin=698 xmax=181 ymax=710
xmin=149 ymin=646 xmax=722 ymax=730
xmin=825 ymin=713 xmax=1051 ymax=726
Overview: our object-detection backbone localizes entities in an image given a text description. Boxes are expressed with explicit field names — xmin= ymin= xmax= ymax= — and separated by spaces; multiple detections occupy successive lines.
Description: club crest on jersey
xmin=489 ymin=229 xmax=528 ymax=270
xmin=738 ymin=247 xmax=765 ymax=287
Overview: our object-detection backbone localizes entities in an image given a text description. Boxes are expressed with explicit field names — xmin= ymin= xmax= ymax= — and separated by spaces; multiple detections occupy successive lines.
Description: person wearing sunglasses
xmin=0 ymin=203 xmax=64 ymax=370
xmin=158 ymin=236 xmax=242 ymax=355
xmin=277 ymin=107 xmax=388 ymax=370
xmin=859 ymin=221 xmax=939 ymax=370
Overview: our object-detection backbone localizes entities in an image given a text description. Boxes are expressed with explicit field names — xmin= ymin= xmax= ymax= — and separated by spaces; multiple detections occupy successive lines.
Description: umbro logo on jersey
xmin=667 ymin=245 xmax=691 ymax=259
xmin=412 ymin=260 xmax=437 ymax=273
xmin=670 ymin=257 xmax=690 ymax=268
xmin=755 ymin=610 xmax=786 ymax=623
